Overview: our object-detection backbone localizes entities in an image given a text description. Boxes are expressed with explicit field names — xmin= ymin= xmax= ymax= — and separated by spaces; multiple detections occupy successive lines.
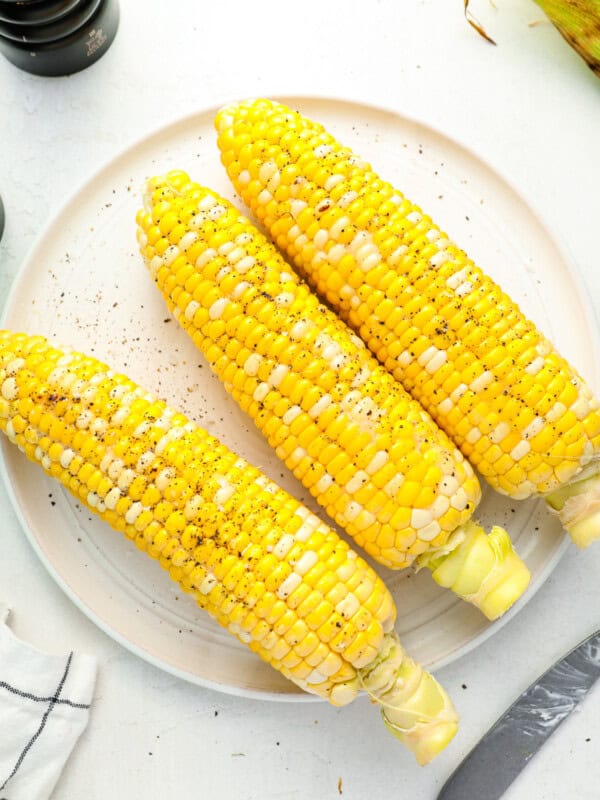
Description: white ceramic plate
xmin=1 ymin=97 xmax=597 ymax=700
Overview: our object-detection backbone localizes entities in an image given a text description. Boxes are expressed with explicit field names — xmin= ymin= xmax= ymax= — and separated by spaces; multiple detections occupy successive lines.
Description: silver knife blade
xmin=438 ymin=629 xmax=600 ymax=800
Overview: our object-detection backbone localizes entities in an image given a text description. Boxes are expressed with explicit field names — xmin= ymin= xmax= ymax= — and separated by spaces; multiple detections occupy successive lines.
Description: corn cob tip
xmin=546 ymin=470 xmax=600 ymax=547
xmin=417 ymin=521 xmax=531 ymax=620
xmin=215 ymin=98 xmax=271 ymax=132
xmin=359 ymin=632 xmax=458 ymax=764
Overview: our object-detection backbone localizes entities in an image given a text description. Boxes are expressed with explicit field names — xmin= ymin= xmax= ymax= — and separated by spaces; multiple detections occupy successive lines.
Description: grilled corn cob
xmin=136 ymin=172 xmax=529 ymax=620
xmin=0 ymin=329 xmax=458 ymax=765
xmin=216 ymin=98 xmax=600 ymax=548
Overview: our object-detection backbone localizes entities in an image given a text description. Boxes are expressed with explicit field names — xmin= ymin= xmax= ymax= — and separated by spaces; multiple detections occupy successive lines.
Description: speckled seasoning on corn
xmin=0 ymin=329 xmax=458 ymax=765
xmin=136 ymin=172 xmax=530 ymax=620
xmin=215 ymin=98 xmax=600 ymax=549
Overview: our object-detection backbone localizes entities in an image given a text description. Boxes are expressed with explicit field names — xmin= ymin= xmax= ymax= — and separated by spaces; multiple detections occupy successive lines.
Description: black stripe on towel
xmin=0 ymin=651 xmax=73 ymax=792
xmin=0 ymin=679 xmax=90 ymax=709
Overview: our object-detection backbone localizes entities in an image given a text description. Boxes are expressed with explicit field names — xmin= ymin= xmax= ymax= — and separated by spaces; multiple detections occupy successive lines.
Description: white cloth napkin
xmin=0 ymin=604 xmax=97 ymax=800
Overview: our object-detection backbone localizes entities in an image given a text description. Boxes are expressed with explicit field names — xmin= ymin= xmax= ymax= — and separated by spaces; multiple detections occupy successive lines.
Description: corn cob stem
xmin=136 ymin=173 xmax=530 ymax=619
xmin=360 ymin=632 xmax=458 ymax=765
xmin=546 ymin=470 xmax=600 ymax=547
xmin=417 ymin=522 xmax=531 ymax=620
xmin=215 ymin=99 xmax=600 ymax=548
xmin=0 ymin=329 xmax=457 ymax=763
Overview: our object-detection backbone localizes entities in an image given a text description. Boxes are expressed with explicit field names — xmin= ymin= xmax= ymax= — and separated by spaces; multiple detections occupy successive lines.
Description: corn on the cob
xmin=135 ymin=172 xmax=529 ymax=620
xmin=215 ymin=98 xmax=600 ymax=548
xmin=0 ymin=329 xmax=458 ymax=765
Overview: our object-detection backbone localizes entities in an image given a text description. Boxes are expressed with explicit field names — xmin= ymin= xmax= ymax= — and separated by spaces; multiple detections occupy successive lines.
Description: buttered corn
xmin=216 ymin=98 xmax=600 ymax=548
xmin=0 ymin=329 xmax=457 ymax=764
xmin=136 ymin=172 xmax=530 ymax=620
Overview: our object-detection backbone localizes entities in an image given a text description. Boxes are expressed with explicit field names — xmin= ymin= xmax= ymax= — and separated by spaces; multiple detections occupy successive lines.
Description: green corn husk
xmin=534 ymin=0 xmax=600 ymax=75
xmin=465 ymin=0 xmax=600 ymax=76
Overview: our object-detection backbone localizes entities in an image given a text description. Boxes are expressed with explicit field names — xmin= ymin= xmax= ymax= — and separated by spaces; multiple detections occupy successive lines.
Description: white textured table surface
xmin=1 ymin=1 xmax=599 ymax=798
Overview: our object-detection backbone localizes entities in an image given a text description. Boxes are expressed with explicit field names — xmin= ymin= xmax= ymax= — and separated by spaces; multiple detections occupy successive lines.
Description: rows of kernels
xmin=137 ymin=177 xmax=481 ymax=569
xmin=0 ymin=330 xmax=395 ymax=702
xmin=216 ymin=99 xmax=600 ymax=498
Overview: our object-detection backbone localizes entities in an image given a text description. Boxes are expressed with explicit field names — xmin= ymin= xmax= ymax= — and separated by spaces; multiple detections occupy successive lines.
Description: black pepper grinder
xmin=0 ymin=0 xmax=119 ymax=76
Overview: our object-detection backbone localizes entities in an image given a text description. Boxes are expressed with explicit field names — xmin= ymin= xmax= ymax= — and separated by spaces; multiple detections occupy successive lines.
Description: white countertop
xmin=1 ymin=1 xmax=599 ymax=798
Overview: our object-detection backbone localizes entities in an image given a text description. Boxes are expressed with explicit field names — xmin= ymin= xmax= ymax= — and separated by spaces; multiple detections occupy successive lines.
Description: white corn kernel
xmin=243 ymin=353 xmax=262 ymax=376
xmin=2 ymin=377 xmax=18 ymax=400
xmin=104 ymin=487 xmax=122 ymax=511
xmin=209 ymin=298 xmax=229 ymax=320
xmin=419 ymin=521 xmax=442 ymax=541
xmin=345 ymin=471 xmax=369 ymax=495
xmin=490 ymin=422 xmax=511 ymax=443
xmin=523 ymin=417 xmax=545 ymax=439
xmin=470 ymin=371 xmax=493 ymax=393
xmin=466 ymin=428 xmax=482 ymax=444
xmin=59 ymin=448 xmax=75 ymax=469
xmin=450 ymin=488 xmax=468 ymax=511
xmin=276 ymin=572 xmax=302 ymax=599
xmin=336 ymin=593 xmax=360 ymax=619
xmin=294 ymin=551 xmax=319 ymax=576
xmin=365 ymin=450 xmax=389 ymax=475
xmin=411 ymin=509 xmax=433 ymax=529
xmin=273 ymin=534 xmax=295 ymax=559
xmin=185 ymin=300 xmax=200 ymax=321
xmin=438 ymin=398 xmax=454 ymax=414
xmin=308 ymin=394 xmax=331 ymax=419
xmin=525 ymin=356 xmax=545 ymax=376
xmin=510 ymin=441 xmax=531 ymax=460
xmin=383 ymin=473 xmax=404 ymax=497
xmin=125 ymin=501 xmax=143 ymax=524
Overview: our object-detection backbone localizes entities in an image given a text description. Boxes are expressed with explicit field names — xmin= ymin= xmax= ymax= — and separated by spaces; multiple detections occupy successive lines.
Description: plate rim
xmin=0 ymin=94 xmax=595 ymax=700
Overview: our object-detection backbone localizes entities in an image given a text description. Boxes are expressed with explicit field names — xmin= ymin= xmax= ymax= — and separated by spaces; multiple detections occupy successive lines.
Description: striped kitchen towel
xmin=0 ymin=604 xmax=97 ymax=800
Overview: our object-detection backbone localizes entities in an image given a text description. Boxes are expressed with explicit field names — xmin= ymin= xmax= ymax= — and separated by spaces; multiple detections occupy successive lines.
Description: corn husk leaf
xmin=464 ymin=0 xmax=600 ymax=76
xmin=534 ymin=0 xmax=600 ymax=75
